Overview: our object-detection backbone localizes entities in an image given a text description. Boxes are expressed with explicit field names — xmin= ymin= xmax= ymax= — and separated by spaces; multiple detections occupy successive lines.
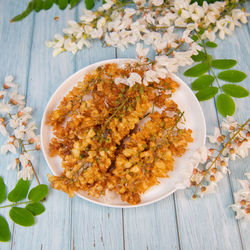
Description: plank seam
xmin=10 ymin=9 xmax=36 ymax=250
xmin=173 ymin=193 xmax=182 ymax=250
xmin=122 ymin=208 xmax=126 ymax=250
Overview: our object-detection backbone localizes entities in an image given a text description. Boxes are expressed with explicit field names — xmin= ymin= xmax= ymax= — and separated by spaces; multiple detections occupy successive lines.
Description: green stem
xmin=0 ymin=200 xmax=32 ymax=209
xmin=195 ymin=118 xmax=250 ymax=193
xmin=210 ymin=66 xmax=222 ymax=89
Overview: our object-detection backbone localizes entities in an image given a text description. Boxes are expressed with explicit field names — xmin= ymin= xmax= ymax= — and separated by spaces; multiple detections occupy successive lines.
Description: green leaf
xmin=206 ymin=41 xmax=217 ymax=48
xmin=222 ymin=84 xmax=249 ymax=98
xmin=211 ymin=59 xmax=237 ymax=69
xmin=218 ymin=70 xmax=247 ymax=83
xmin=191 ymin=35 xmax=198 ymax=42
xmin=0 ymin=177 xmax=6 ymax=203
xmin=216 ymin=94 xmax=235 ymax=116
xmin=191 ymin=51 xmax=206 ymax=62
xmin=11 ymin=1 xmax=35 ymax=22
xmin=195 ymin=87 xmax=218 ymax=101
xmin=9 ymin=207 xmax=35 ymax=227
xmin=58 ymin=0 xmax=68 ymax=10
xmin=42 ymin=0 xmax=54 ymax=10
xmin=7 ymin=179 xmax=30 ymax=202
xmin=28 ymin=184 xmax=49 ymax=202
xmin=184 ymin=62 xmax=210 ymax=77
xmin=85 ymin=0 xmax=95 ymax=10
xmin=25 ymin=202 xmax=45 ymax=216
xmin=70 ymin=0 xmax=81 ymax=8
xmin=191 ymin=75 xmax=215 ymax=91
xmin=0 ymin=216 xmax=11 ymax=242
xmin=198 ymin=28 xmax=205 ymax=35
xmin=34 ymin=0 xmax=43 ymax=12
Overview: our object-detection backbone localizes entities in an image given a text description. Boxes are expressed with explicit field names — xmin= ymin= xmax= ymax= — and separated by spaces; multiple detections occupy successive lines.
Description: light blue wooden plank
xmin=0 ymin=0 xmax=35 ymax=249
xmin=123 ymin=198 xmax=180 ymax=250
xmin=174 ymin=63 xmax=244 ymax=249
xmin=211 ymin=2 xmax=250 ymax=247
xmin=10 ymin=4 xmax=76 ymax=250
xmin=69 ymin=3 xmax=124 ymax=250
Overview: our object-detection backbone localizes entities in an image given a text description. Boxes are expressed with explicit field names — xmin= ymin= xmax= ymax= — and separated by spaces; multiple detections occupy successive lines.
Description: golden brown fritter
xmin=47 ymin=63 xmax=193 ymax=204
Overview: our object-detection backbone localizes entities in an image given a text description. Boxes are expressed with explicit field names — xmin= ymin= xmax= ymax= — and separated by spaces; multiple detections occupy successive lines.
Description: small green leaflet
xmin=216 ymin=94 xmax=235 ymax=116
xmin=26 ymin=202 xmax=45 ymax=216
xmin=0 ymin=177 xmax=6 ymax=203
xmin=206 ymin=41 xmax=217 ymax=48
xmin=7 ymin=179 xmax=30 ymax=202
xmin=35 ymin=0 xmax=43 ymax=12
xmin=222 ymin=84 xmax=249 ymax=98
xmin=184 ymin=62 xmax=210 ymax=77
xmin=9 ymin=207 xmax=35 ymax=227
xmin=58 ymin=0 xmax=68 ymax=10
xmin=211 ymin=59 xmax=237 ymax=69
xmin=191 ymin=51 xmax=206 ymax=62
xmin=70 ymin=0 xmax=81 ymax=8
xmin=191 ymin=75 xmax=215 ymax=91
xmin=85 ymin=0 xmax=95 ymax=10
xmin=218 ymin=70 xmax=247 ymax=83
xmin=191 ymin=35 xmax=198 ymax=42
xmin=42 ymin=0 xmax=54 ymax=10
xmin=0 ymin=216 xmax=11 ymax=242
xmin=28 ymin=184 xmax=49 ymax=202
xmin=195 ymin=87 xmax=218 ymax=101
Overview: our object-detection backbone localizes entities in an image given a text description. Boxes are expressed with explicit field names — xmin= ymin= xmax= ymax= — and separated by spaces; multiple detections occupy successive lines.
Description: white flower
xmin=8 ymin=89 xmax=25 ymax=106
xmin=102 ymin=0 xmax=115 ymax=10
xmin=231 ymin=176 xmax=250 ymax=222
xmin=0 ymin=90 xmax=6 ymax=98
xmin=80 ymin=10 xmax=96 ymax=23
xmin=136 ymin=43 xmax=149 ymax=59
xmin=19 ymin=152 xmax=32 ymax=167
xmin=221 ymin=116 xmax=238 ymax=132
xmin=0 ymin=100 xmax=12 ymax=114
xmin=1 ymin=137 xmax=19 ymax=155
xmin=114 ymin=77 xmax=128 ymax=86
xmin=127 ymin=73 xmax=142 ymax=87
xmin=17 ymin=165 xmax=33 ymax=180
xmin=192 ymin=145 xmax=208 ymax=164
xmin=0 ymin=122 xmax=8 ymax=136
xmin=4 ymin=75 xmax=17 ymax=89
xmin=208 ymin=127 xmax=222 ymax=145
xmin=151 ymin=0 xmax=163 ymax=7
xmin=14 ymin=125 xmax=26 ymax=140
xmin=7 ymin=158 xmax=19 ymax=171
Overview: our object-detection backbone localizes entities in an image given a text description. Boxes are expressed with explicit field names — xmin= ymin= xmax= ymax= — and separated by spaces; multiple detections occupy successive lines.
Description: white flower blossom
xmin=231 ymin=174 xmax=250 ymax=222
xmin=17 ymin=165 xmax=33 ymax=180
xmin=127 ymin=72 xmax=142 ymax=87
xmin=208 ymin=127 xmax=222 ymax=145
xmin=0 ymin=100 xmax=12 ymax=114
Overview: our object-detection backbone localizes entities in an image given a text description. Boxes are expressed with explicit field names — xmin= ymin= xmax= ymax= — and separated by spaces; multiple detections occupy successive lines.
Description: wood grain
xmin=0 ymin=1 xmax=249 ymax=250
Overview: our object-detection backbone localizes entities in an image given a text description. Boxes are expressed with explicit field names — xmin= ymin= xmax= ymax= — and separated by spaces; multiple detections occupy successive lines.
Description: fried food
xmin=47 ymin=63 xmax=193 ymax=204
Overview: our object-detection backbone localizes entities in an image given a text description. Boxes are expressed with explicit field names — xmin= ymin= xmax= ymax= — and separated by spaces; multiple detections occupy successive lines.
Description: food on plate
xmin=47 ymin=62 xmax=193 ymax=204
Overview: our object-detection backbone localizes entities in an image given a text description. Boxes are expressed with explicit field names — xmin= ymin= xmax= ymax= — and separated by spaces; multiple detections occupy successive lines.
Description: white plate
xmin=41 ymin=58 xmax=206 ymax=208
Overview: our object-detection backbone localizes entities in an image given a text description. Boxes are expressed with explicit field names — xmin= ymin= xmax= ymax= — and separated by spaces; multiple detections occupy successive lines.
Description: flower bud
xmin=240 ymin=200 xmax=246 ymax=206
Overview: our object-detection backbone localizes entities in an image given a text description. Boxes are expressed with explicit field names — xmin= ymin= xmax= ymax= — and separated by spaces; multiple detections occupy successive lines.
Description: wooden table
xmin=0 ymin=1 xmax=249 ymax=249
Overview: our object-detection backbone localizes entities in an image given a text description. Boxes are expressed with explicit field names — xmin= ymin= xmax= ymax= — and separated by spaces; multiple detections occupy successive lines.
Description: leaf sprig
xmin=185 ymin=31 xmax=249 ymax=117
xmin=0 ymin=178 xmax=48 ymax=242
xmin=11 ymin=0 xmax=82 ymax=22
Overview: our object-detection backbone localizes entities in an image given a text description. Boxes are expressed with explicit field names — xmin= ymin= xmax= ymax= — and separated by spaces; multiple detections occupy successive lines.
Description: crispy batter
xmin=47 ymin=63 xmax=193 ymax=204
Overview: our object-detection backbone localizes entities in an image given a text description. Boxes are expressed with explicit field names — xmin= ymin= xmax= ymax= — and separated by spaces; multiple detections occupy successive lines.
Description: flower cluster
xmin=46 ymin=0 xmax=249 ymax=59
xmin=190 ymin=116 xmax=250 ymax=198
xmin=231 ymin=173 xmax=250 ymax=222
xmin=0 ymin=75 xmax=40 ymax=180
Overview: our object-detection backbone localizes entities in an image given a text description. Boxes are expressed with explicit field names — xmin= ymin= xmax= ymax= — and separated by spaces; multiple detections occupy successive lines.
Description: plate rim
xmin=41 ymin=58 xmax=206 ymax=208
